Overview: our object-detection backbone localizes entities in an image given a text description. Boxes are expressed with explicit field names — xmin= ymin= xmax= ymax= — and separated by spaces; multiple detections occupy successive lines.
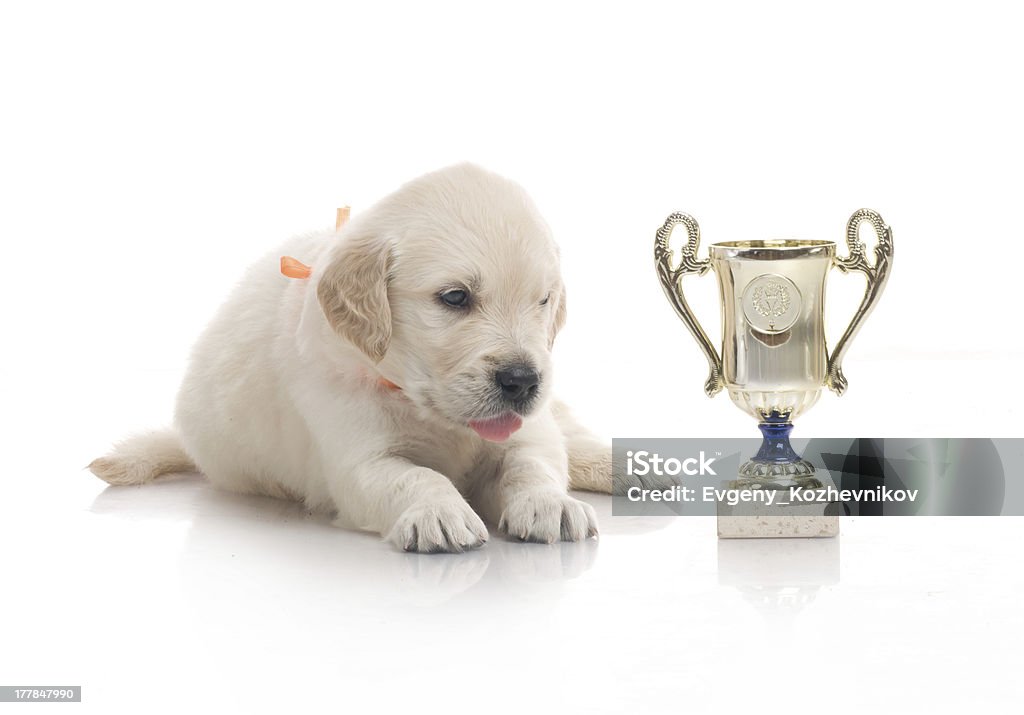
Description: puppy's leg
xmin=474 ymin=430 xmax=599 ymax=544
xmin=331 ymin=457 xmax=488 ymax=554
xmin=552 ymin=400 xmax=613 ymax=494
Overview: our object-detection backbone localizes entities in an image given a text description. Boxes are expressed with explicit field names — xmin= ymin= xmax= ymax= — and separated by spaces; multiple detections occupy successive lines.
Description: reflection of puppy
xmin=90 ymin=164 xmax=611 ymax=552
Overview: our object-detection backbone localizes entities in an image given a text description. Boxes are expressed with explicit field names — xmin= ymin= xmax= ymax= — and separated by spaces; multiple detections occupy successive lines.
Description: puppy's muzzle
xmin=495 ymin=363 xmax=540 ymax=409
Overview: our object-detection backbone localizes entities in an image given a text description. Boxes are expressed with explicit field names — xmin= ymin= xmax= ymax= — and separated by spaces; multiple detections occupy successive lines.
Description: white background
xmin=2 ymin=1 xmax=1022 ymax=713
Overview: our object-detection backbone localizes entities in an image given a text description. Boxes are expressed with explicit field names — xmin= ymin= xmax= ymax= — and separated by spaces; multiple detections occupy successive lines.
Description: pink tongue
xmin=469 ymin=413 xmax=523 ymax=442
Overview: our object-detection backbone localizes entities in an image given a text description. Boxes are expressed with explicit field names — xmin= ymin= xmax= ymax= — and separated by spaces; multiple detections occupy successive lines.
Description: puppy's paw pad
xmin=388 ymin=500 xmax=488 ymax=554
xmin=499 ymin=490 xmax=599 ymax=543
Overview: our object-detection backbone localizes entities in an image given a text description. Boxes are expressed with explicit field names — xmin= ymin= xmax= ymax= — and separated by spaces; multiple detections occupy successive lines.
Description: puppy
xmin=90 ymin=164 xmax=612 ymax=552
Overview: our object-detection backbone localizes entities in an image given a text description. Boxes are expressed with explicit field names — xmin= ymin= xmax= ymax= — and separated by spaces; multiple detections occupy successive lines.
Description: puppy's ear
xmin=549 ymin=280 xmax=567 ymax=348
xmin=317 ymin=233 xmax=392 ymax=362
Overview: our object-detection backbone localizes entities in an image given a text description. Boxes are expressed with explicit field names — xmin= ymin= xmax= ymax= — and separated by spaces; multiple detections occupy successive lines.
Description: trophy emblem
xmin=654 ymin=210 xmax=894 ymax=489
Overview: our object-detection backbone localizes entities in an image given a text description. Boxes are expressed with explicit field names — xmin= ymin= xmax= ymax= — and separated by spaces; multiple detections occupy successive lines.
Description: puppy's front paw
xmin=499 ymin=489 xmax=599 ymax=544
xmin=387 ymin=499 xmax=488 ymax=554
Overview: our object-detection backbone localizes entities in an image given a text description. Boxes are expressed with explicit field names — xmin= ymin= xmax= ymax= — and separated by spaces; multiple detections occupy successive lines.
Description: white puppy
xmin=90 ymin=164 xmax=612 ymax=552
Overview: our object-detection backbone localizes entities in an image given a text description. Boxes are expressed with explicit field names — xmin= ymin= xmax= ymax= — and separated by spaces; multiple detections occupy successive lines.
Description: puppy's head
xmin=317 ymin=164 xmax=566 ymax=442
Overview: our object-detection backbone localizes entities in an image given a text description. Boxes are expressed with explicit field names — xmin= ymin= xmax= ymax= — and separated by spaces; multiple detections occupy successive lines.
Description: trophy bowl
xmin=654 ymin=210 xmax=894 ymax=489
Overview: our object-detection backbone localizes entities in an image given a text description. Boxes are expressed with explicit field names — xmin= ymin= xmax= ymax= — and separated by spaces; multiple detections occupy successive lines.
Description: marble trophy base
xmin=717 ymin=468 xmax=841 ymax=539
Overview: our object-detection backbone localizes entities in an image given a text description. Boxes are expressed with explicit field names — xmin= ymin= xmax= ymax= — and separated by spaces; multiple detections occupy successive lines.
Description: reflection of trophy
xmin=654 ymin=210 xmax=893 ymax=489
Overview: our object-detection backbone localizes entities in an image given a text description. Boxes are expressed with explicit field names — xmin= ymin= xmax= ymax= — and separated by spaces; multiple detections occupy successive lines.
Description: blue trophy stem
xmin=735 ymin=412 xmax=819 ymax=485
xmin=753 ymin=421 xmax=803 ymax=464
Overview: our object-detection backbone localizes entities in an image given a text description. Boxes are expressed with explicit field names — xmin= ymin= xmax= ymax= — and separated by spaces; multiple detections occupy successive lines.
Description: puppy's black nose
xmin=495 ymin=365 xmax=540 ymax=403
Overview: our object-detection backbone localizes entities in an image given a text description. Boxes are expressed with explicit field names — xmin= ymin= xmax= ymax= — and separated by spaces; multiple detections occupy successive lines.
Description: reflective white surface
xmin=3 ymin=463 xmax=1024 ymax=713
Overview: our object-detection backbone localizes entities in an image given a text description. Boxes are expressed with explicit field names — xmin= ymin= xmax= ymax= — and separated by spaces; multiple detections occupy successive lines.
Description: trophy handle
xmin=654 ymin=212 xmax=724 ymax=397
xmin=826 ymin=208 xmax=895 ymax=395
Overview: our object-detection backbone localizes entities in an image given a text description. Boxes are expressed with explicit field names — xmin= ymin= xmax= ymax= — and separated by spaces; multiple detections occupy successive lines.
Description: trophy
xmin=654 ymin=209 xmax=894 ymax=491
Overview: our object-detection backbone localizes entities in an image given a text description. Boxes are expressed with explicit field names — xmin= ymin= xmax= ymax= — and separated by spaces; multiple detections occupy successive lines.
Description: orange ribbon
xmin=279 ymin=256 xmax=312 ymax=279
xmin=280 ymin=206 xmax=351 ymax=280
xmin=378 ymin=377 xmax=401 ymax=391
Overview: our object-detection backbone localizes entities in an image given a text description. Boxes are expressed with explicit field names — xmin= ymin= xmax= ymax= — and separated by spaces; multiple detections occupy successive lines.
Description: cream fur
xmin=90 ymin=164 xmax=611 ymax=553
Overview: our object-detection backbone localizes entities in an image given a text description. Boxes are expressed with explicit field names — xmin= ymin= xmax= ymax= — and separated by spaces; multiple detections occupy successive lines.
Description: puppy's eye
xmin=540 ymin=294 xmax=550 ymax=306
xmin=440 ymin=289 xmax=470 ymax=308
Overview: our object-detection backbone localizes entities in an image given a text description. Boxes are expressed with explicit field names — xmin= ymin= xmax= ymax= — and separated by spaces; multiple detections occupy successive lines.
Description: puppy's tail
xmin=88 ymin=429 xmax=195 ymax=486
xmin=554 ymin=400 xmax=613 ymax=494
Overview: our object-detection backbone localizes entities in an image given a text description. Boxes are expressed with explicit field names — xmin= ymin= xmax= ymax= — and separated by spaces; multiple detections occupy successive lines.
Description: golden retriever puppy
xmin=90 ymin=164 xmax=611 ymax=552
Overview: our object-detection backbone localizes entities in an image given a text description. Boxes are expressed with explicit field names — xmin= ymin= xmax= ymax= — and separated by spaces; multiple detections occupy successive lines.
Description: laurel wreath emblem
xmin=751 ymin=281 xmax=791 ymax=318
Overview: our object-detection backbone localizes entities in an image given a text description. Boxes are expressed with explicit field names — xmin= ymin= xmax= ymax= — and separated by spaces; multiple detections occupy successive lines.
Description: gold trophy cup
xmin=654 ymin=210 xmax=894 ymax=489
